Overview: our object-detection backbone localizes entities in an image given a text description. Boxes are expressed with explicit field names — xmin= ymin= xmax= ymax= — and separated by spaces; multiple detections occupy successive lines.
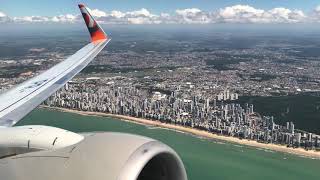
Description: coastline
xmin=42 ymin=106 xmax=320 ymax=159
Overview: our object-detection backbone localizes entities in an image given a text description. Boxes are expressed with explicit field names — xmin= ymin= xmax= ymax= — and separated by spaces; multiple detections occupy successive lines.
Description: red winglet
xmin=78 ymin=4 xmax=108 ymax=42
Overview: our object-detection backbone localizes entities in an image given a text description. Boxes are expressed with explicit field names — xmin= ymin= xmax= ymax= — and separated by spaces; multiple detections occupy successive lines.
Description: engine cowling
xmin=0 ymin=125 xmax=84 ymax=158
xmin=0 ymin=131 xmax=188 ymax=180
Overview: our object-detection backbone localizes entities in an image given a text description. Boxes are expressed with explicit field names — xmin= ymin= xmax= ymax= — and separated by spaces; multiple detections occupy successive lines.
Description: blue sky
xmin=1 ymin=0 xmax=320 ymax=16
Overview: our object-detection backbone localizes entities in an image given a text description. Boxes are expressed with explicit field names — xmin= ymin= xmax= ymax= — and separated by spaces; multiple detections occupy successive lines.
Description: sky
xmin=1 ymin=0 xmax=320 ymax=16
xmin=1 ymin=0 xmax=320 ymax=24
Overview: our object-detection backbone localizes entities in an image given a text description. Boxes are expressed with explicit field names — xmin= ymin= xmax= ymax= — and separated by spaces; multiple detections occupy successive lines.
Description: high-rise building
xmin=308 ymin=133 xmax=313 ymax=142
xmin=64 ymin=83 xmax=69 ymax=91
xmin=286 ymin=122 xmax=290 ymax=130
xmin=294 ymin=133 xmax=301 ymax=146
xmin=206 ymin=98 xmax=210 ymax=110
xmin=249 ymin=104 xmax=254 ymax=114
xmin=289 ymin=122 xmax=295 ymax=134
xmin=213 ymin=99 xmax=217 ymax=109
xmin=225 ymin=90 xmax=230 ymax=100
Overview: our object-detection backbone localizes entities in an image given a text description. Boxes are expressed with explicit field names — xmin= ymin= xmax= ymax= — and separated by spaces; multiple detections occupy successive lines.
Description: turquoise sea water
xmin=16 ymin=109 xmax=320 ymax=180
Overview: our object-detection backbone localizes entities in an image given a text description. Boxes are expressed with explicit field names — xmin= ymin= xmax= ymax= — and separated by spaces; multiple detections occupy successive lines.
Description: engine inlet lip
xmin=117 ymin=141 xmax=187 ymax=180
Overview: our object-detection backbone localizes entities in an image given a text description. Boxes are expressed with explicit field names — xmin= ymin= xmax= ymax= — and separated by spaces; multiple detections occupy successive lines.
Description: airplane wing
xmin=0 ymin=4 xmax=110 ymax=127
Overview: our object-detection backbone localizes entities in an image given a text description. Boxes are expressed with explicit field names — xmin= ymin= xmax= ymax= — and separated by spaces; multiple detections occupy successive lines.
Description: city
xmin=45 ymin=77 xmax=320 ymax=150
xmin=1 ymin=26 xmax=320 ymax=152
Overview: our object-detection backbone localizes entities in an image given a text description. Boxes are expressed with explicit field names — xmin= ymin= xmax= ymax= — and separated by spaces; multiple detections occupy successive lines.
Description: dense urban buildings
xmin=44 ymin=79 xmax=320 ymax=150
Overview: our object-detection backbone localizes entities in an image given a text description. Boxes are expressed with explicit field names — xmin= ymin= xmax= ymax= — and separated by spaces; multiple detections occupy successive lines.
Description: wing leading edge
xmin=0 ymin=4 xmax=109 ymax=126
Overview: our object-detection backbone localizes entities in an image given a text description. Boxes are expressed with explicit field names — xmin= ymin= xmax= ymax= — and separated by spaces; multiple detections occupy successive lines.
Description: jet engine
xmin=0 ymin=127 xmax=187 ymax=180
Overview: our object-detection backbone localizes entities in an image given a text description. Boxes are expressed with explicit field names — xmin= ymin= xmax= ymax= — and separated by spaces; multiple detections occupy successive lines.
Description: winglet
xmin=78 ymin=4 xmax=108 ymax=42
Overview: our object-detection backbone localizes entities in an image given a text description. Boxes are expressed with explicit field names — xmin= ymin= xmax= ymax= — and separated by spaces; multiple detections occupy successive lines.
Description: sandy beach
xmin=44 ymin=106 xmax=320 ymax=159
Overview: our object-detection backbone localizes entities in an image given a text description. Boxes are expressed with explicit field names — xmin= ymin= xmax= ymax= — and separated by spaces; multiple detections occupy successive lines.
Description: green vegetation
xmin=81 ymin=64 xmax=179 ymax=74
xmin=205 ymin=54 xmax=252 ymax=70
xmin=0 ymin=65 xmax=40 ymax=78
xmin=236 ymin=94 xmax=320 ymax=134
xmin=249 ymin=73 xmax=277 ymax=82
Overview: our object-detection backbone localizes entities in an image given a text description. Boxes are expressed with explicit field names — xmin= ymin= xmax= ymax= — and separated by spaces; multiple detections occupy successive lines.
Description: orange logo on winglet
xmin=78 ymin=4 xmax=108 ymax=42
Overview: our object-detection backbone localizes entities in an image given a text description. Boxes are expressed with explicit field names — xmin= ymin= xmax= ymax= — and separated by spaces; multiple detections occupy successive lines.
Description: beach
xmin=44 ymin=106 xmax=320 ymax=159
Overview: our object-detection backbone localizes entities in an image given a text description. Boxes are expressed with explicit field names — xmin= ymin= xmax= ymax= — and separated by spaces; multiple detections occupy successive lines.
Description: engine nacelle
xmin=0 ymin=125 xmax=84 ymax=158
xmin=0 ymin=132 xmax=187 ymax=180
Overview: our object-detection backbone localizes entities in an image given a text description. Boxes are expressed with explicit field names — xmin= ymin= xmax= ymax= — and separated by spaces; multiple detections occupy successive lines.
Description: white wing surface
xmin=0 ymin=4 xmax=109 ymax=126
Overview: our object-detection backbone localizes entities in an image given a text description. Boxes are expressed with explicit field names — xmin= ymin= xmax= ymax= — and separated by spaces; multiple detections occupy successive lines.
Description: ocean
xmin=16 ymin=108 xmax=320 ymax=180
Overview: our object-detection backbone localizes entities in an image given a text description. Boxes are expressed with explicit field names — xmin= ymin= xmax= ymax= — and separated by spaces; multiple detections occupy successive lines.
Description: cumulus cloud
xmin=13 ymin=16 xmax=50 ymax=23
xmin=93 ymin=8 xmax=162 ymax=24
xmin=311 ymin=5 xmax=320 ymax=22
xmin=217 ymin=5 xmax=306 ymax=23
xmin=51 ymin=14 xmax=76 ymax=23
xmin=125 ymin=8 xmax=160 ymax=24
xmin=175 ymin=8 xmax=212 ymax=24
xmin=0 ymin=5 xmax=319 ymax=24
xmin=109 ymin=10 xmax=126 ymax=18
xmin=12 ymin=14 xmax=77 ymax=23
xmin=268 ymin=8 xmax=306 ymax=23
xmin=0 ymin=11 xmax=6 ymax=17
xmin=0 ymin=11 xmax=10 ymax=23
xmin=89 ymin=9 xmax=107 ymax=17
xmin=218 ymin=5 xmax=266 ymax=23
xmin=127 ymin=8 xmax=153 ymax=17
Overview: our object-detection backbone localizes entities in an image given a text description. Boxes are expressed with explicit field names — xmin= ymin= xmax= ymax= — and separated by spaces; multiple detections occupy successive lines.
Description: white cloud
xmin=90 ymin=9 xmax=107 ymax=17
xmin=93 ymin=8 xmax=162 ymax=24
xmin=268 ymin=8 xmax=306 ymax=23
xmin=124 ymin=8 xmax=160 ymax=24
xmin=176 ymin=8 xmax=202 ymax=16
xmin=0 ymin=11 xmax=6 ymax=17
xmin=175 ymin=8 xmax=212 ymax=24
xmin=51 ymin=14 xmax=76 ymax=23
xmin=311 ymin=5 xmax=320 ymax=22
xmin=127 ymin=8 xmax=153 ymax=17
xmin=0 ymin=5 xmax=319 ymax=24
xmin=217 ymin=5 xmax=306 ymax=23
xmin=13 ymin=16 xmax=50 ymax=23
xmin=0 ymin=11 xmax=10 ymax=23
xmin=218 ymin=5 xmax=265 ymax=23
xmin=110 ymin=10 xmax=125 ymax=18
xmin=128 ymin=17 xmax=152 ymax=24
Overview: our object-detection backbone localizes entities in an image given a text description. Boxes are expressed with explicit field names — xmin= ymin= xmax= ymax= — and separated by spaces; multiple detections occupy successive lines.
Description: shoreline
xmin=42 ymin=106 xmax=320 ymax=159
